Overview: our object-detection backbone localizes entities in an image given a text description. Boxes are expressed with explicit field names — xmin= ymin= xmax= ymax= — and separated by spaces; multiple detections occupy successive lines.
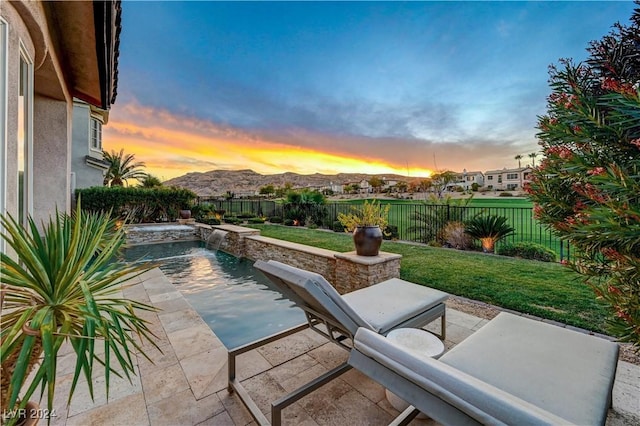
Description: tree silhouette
xmin=515 ymin=154 xmax=523 ymax=168
xmin=528 ymin=152 xmax=538 ymax=167
xmin=103 ymin=149 xmax=147 ymax=187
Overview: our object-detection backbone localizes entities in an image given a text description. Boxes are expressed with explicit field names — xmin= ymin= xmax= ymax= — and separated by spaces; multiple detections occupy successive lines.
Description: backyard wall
xmin=125 ymin=224 xmax=199 ymax=245
xmin=198 ymin=224 xmax=401 ymax=294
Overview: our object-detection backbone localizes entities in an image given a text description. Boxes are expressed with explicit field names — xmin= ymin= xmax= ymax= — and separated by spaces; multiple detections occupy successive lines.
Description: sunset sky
xmin=105 ymin=1 xmax=637 ymax=181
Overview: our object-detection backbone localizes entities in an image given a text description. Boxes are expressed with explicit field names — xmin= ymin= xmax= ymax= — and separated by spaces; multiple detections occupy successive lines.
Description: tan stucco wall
xmin=2 ymin=1 xmax=73 ymax=223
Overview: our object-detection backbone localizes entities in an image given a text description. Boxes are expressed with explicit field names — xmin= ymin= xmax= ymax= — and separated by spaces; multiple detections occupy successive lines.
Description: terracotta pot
xmin=179 ymin=209 xmax=191 ymax=219
xmin=353 ymin=226 xmax=383 ymax=256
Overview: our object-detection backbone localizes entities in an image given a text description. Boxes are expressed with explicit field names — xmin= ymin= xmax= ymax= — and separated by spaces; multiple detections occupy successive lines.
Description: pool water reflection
xmin=123 ymin=241 xmax=306 ymax=349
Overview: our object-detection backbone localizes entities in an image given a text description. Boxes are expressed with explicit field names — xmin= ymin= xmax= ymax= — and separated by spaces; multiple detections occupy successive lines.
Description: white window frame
xmin=0 ymin=18 xmax=7 ymax=251
xmin=18 ymin=41 xmax=34 ymax=225
xmin=90 ymin=115 xmax=102 ymax=151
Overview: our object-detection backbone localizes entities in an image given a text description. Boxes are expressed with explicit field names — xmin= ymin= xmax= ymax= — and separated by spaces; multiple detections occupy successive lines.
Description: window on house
xmin=487 ymin=175 xmax=493 ymax=180
xmin=507 ymin=173 xmax=518 ymax=180
xmin=0 ymin=19 xmax=6 ymax=250
xmin=18 ymin=49 xmax=33 ymax=226
xmin=90 ymin=117 xmax=102 ymax=150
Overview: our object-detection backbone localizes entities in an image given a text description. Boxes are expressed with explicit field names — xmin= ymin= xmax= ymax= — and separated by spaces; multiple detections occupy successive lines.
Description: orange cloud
xmin=104 ymin=102 xmax=434 ymax=181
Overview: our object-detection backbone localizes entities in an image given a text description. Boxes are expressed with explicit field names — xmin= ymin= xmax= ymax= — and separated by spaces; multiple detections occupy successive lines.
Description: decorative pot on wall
xmin=353 ymin=226 xmax=383 ymax=256
xmin=179 ymin=209 xmax=191 ymax=219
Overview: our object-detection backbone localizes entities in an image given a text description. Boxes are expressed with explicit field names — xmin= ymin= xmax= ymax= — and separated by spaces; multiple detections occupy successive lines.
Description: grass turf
xmin=249 ymin=224 xmax=611 ymax=334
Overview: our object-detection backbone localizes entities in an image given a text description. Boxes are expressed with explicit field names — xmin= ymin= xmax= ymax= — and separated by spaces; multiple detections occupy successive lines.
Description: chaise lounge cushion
xmin=342 ymin=278 xmax=448 ymax=334
xmin=351 ymin=312 xmax=619 ymax=425
xmin=255 ymin=260 xmax=448 ymax=337
xmin=439 ymin=313 xmax=619 ymax=425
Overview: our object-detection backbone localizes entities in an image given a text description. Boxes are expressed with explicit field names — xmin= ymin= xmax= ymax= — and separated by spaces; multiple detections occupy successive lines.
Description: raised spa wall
xmin=125 ymin=222 xmax=401 ymax=294
xmin=199 ymin=224 xmax=401 ymax=294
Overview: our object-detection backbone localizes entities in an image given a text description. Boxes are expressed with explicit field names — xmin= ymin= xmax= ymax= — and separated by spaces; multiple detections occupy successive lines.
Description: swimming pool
xmin=123 ymin=241 xmax=306 ymax=349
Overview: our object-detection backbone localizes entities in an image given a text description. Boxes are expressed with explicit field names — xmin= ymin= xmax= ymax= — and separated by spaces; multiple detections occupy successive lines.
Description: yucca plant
xmin=464 ymin=215 xmax=515 ymax=253
xmin=0 ymin=202 xmax=158 ymax=425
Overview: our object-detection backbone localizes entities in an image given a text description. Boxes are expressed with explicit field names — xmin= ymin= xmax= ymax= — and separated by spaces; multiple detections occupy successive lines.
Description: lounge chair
xmin=228 ymin=259 xmax=449 ymax=425
xmin=349 ymin=312 xmax=619 ymax=426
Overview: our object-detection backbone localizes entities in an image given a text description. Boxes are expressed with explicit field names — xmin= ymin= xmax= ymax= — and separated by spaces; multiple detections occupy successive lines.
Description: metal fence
xmin=196 ymin=198 xmax=570 ymax=261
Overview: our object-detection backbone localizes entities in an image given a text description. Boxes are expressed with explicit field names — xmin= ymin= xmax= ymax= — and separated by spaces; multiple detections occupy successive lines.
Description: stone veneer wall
xmin=334 ymin=252 xmax=402 ymax=294
xmin=133 ymin=223 xmax=402 ymax=293
xmin=197 ymin=224 xmax=401 ymax=294
xmin=199 ymin=224 xmax=260 ymax=256
xmin=125 ymin=223 xmax=199 ymax=245
xmin=244 ymin=235 xmax=337 ymax=285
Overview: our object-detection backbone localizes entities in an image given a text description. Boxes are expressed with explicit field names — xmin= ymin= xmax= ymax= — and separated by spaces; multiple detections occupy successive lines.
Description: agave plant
xmin=0 ymin=203 xmax=158 ymax=425
xmin=464 ymin=215 xmax=515 ymax=253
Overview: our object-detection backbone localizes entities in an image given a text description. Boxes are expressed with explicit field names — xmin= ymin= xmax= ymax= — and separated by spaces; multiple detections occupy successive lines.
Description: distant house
xmin=2 ymin=1 xmax=120 ymax=247
xmin=484 ymin=167 xmax=532 ymax=191
xmin=71 ymin=100 xmax=110 ymax=190
xmin=448 ymin=170 xmax=485 ymax=191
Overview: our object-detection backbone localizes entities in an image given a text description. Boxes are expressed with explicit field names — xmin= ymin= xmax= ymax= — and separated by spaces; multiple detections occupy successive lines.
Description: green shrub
xmin=224 ymin=217 xmax=241 ymax=225
xmin=464 ymin=215 xmax=515 ymax=253
xmin=408 ymin=195 xmax=472 ymax=244
xmin=333 ymin=220 xmax=345 ymax=232
xmin=199 ymin=218 xmax=221 ymax=226
xmin=284 ymin=219 xmax=295 ymax=226
xmin=248 ymin=217 xmax=266 ymax=224
xmin=77 ymin=186 xmax=196 ymax=223
xmin=440 ymin=221 xmax=473 ymax=249
xmin=237 ymin=211 xmax=255 ymax=219
xmin=526 ymin=7 xmax=640 ymax=347
xmin=383 ymin=224 xmax=399 ymax=240
xmin=499 ymin=192 xmax=514 ymax=197
xmin=497 ymin=242 xmax=556 ymax=262
xmin=268 ymin=216 xmax=283 ymax=223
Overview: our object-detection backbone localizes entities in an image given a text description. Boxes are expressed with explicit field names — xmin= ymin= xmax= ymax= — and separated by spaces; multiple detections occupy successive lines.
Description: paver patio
xmin=45 ymin=269 xmax=639 ymax=425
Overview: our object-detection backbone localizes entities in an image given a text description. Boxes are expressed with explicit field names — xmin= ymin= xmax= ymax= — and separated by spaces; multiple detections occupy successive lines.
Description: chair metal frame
xmin=227 ymin=260 xmax=447 ymax=425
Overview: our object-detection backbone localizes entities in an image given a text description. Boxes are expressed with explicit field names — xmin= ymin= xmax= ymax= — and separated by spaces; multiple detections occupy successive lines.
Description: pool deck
xmin=46 ymin=268 xmax=640 ymax=425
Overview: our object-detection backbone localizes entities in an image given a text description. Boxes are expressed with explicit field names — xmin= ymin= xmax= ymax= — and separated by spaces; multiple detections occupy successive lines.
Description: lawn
xmin=249 ymin=224 xmax=610 ymax=334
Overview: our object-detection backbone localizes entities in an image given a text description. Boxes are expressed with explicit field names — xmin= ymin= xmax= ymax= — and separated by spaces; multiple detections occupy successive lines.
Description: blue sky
xmin=106 ymin=1 xmax=638 ymax=179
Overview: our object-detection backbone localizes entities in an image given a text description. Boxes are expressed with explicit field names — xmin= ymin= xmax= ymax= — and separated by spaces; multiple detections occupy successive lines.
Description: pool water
xmin=123 ymin=241 xmax=306 ymax=349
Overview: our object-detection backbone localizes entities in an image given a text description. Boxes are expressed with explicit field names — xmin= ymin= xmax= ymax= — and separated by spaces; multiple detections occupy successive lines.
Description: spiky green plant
xmin=0 ymin=203 xmax=158 ymax=425
xmin=464 ymin=215 xmax=515 ymax=253
xmin=337 ymin=199 xmax=390 ymax=231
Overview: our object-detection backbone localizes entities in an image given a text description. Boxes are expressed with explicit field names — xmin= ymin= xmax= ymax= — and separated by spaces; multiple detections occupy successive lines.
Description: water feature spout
xmin=206 ymin=229 xmax=228 ymax=252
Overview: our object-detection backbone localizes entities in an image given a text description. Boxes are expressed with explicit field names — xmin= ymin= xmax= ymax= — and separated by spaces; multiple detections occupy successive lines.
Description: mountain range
xmin=163 ymin=169 xmax=420 ymax=197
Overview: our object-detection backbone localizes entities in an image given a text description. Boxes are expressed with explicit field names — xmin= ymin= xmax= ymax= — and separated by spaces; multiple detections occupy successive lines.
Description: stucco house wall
xmin=2 ymin=1 xmax=71 ymax=226
xmin=1 ymin=0 xmax=119 ymax=243
xmin=71 ymin=101 xmax=108 ymax=190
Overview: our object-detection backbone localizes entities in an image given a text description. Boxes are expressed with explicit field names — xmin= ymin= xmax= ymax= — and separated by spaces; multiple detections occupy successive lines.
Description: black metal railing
xmin=196 ymin=198 xmax=569 ymax=261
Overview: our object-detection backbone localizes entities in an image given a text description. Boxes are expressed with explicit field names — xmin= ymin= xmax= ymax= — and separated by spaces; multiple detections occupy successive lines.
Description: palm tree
xmin=140 ymin=174 xmax=162 ymax=188
xmin=528 ymin=152 xmax=538 ymax=168
xmin=103 ymin=149 xmax=147 ymax=187
xmin=464 ymin=215 xmax=515 ymax=253
xmin=515 ymin=154 xmax=523 ymax=168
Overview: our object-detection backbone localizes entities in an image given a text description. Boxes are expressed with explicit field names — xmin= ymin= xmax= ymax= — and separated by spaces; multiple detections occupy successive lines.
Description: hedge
xmin=77 ymin=186 xmax=196 ymax=223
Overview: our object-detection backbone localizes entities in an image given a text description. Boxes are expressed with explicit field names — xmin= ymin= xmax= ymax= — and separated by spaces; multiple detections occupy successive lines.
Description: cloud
xmin=104 ymin=101 xmax=538 ymax=181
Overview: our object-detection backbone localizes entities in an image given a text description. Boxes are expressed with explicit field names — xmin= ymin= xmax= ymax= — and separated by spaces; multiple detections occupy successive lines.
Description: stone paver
xmin=45 ymin=268 xmax=640 ymax=426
